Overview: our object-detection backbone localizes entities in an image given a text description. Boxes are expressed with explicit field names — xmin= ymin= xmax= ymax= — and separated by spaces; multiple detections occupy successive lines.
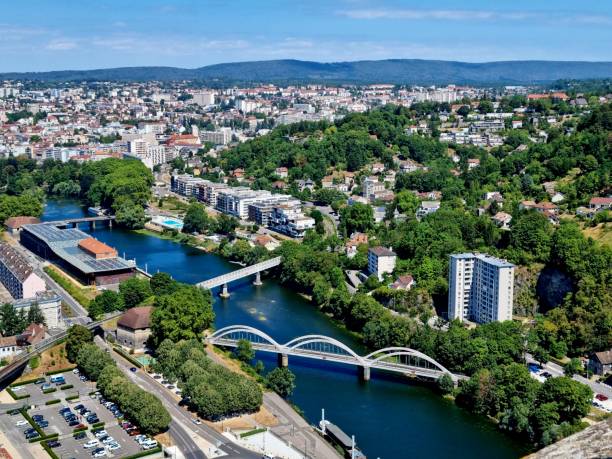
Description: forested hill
xmin=3 ymin=59 xmax=612 ymax=84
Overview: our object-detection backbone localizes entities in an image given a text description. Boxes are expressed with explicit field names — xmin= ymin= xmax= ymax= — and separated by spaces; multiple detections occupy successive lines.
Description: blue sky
xmin=1 ymin=0 xmax=611 ymax=72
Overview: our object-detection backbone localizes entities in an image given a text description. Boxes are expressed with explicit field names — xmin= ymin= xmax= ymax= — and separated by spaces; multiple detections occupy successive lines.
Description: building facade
xmin=448 ymin=253 xmax=515 ymax=324
xmin=0 ymin=243 xmax=46 ymax=299
xmin=368 ymin=247 xmax=397 ymax=281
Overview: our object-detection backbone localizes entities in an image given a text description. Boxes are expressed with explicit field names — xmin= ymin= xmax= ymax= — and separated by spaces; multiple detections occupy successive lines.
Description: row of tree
xmin=0 ymin=303 xmax=45 ymax=337
xmin=153 ymin=339 xmax=262 ymax=420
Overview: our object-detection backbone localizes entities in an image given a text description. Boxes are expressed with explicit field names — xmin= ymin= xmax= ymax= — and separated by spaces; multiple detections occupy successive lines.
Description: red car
xmin=595 ymin=394 xmax=608 ymax=402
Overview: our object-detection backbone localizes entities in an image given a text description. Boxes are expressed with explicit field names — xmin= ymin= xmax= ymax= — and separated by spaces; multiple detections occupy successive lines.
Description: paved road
xmin=95 ymin=337 xmax=260 ymax=459
xmin=526 ymin=353 xmax=612 ymax=398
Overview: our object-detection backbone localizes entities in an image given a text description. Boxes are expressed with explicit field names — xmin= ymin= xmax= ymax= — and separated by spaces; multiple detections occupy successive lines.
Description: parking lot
xmin=2 ymin=367 xmax=157 ymax=459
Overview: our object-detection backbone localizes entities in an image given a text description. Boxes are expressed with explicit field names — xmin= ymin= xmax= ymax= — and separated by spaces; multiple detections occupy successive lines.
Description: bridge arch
xmin=284 ymin=335 xmax=366 ymax=366
xmin=209 ymin=325 xmax=282 ymax=349
xmin=364 ymin=347 xmax=452 ymax=375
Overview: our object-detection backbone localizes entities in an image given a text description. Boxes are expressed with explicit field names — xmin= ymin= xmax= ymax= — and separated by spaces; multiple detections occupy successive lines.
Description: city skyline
xmin=1 ymin=0 xmax=612 ymax=72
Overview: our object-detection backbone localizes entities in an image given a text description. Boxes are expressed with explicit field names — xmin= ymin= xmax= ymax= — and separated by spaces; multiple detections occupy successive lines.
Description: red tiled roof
xmin=118 ymin=306 xmax=153 ymax=330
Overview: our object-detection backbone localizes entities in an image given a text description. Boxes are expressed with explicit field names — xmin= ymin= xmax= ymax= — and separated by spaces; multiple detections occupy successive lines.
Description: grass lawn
xmin=582 ymin=223 xmax=612 ymax=248
xmin=43 ymin=265 xmax=98 ymax=308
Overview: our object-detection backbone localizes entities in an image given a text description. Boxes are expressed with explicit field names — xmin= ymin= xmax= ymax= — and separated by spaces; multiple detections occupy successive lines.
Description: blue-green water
xmin=41 ymin=199 xmax=528 ymax=459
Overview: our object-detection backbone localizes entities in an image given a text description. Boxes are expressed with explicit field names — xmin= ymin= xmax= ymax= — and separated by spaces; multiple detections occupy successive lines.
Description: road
xmin=95 ymin=337 xmax=260 ymax=459
xmin=525 ymin=353 xmax=612 ymax=399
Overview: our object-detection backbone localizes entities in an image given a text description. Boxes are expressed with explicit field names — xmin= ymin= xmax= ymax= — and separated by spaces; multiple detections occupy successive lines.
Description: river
xmin=42 ymin=199 xmax=528 ymax=459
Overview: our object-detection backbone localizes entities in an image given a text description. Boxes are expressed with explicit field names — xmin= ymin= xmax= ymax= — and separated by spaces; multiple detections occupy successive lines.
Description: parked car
xmin=84 ymin=440 xmax=99 ymax=449
xmin=68 ymin=420 xmax=80 ymax=427
xmin=94 ymin=430 xmax=108 ymax=438
xmin=92 ymin=449 xmax=107 ymax=458
xmin=15 ymin=420 xmax=28 ymax=427
xmin=130 ymin=367 xmax=137 ymax=372
xmin=47 ymin=441 xmax=61 ymax=448
xmin=25 ymin=432 xmax=40 ymax=440
xmin=74 ymin=432 xmax=87 ymax=440
xmin=102 ymin=437 xmax=115 ymax=444
xmin=108 ymin=442 xmax=121 ymax=451
xmin=37 ymin=421 xmax=49 ymax=428
xmin=596 ymin=394 xmax=608 ymax=402
xmin=35 ymin=378 xmax=46 ymax=384
xmin=32 ymin=414 xmax=44 ymax=421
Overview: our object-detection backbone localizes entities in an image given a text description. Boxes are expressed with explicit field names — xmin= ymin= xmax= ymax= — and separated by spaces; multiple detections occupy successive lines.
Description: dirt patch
xmin=205 ymin=405 xmax=279 ymax=432
xmin=583 ymin=223 xmax=612 ymax=248
xmin=14 ymin=342 xmax=72 ymax=381
xmin=154 ymin=432 xmax=172 ymax=447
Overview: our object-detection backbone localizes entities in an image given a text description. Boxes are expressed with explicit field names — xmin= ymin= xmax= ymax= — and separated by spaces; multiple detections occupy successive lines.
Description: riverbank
xmin=204 ymin=345 xmax=342 ymax=459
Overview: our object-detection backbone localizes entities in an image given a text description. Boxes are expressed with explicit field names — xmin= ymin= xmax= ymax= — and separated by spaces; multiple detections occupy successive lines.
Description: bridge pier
xmin=219 ymin=283 xmax=230 ymax=298
xmin=253 ymin=271 xmax=262 ymax=286
xmin=277 ymin=353 xmax=288 ymax=368
xmin=359 ymin=366 xmax=370 ymax=381
xmin=90 ymin=220 xmax=96 ymax=230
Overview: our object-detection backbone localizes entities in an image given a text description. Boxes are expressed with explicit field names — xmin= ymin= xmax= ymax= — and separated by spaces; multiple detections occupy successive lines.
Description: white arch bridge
xmin=206 ymin=325 xmax=467 ymax=383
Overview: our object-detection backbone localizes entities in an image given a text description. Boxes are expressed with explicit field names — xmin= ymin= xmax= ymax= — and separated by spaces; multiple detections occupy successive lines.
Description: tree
xmin=510 ymin=211 xmax=553 ymax=263
xmin=265 ymin=367 xmax=296 ymax=398
xmin=114 ymin=199 xmax=146 ymax=229
xmin=88 ymin=290 xmax=124 ymax=319
xmin=76 ymin=344 xmax=115 ymax=380
xmin=150 ymin=285 xmax=215 ymax=348
xmin=26 ymin=304 xmax=46 ymax=326
xmin=563 ymin=358 xmax=582 ymax=377
xmin=0 ymin=303 xmax=26 ymax=336
xmin=437 ymin=374 xmax=455 ymax=395
xmin=119 ymin=277 xmax=152 ymax=309
xmin=234 ymin=339 xmax=255 ymax=363
xmin=537 ymin=377 xmax=592 ymax=423
xmin=533 ymin=346 xmax=551 ymax=366
xmin=150 ymin=272 xmax=178 ymax=296
xmin=66 ymin=325 xmax=93 ymax=362
xmin=183 ymin=203 xmax=209 ymax=234
xmin=340 ymin=203 xmax=374 ymax=235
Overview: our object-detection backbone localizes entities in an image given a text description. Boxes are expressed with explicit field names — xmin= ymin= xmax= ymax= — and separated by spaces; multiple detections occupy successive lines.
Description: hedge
xmin=60 ymin=384 xmax=74 ymax=390
xmin=240 ymin=427 xmax=267 ymax=438
xmin=113 ymin=347 xmax=143 ymax=368
xmin=41 ymin=439 xmax=60 ymax=459
xmin=42 ymin=387 xmax=57 ymax=394
xmin=11 ymin=377 xmax=41 ymax=387
xmin=7 ymin=387 xmax=30 ymax=400
xmin=65 ymin=395 xmax=80 ymax=401
xmin=91 ymin=422 xmax=105 ymax=429
xmin=73 ymin=426 xmax=88 ymax=433
xmin=46 ymin=366 xmax=76 ymax=376
xmin=45 ymin=399 xmax=61 ymax=405
xmin=20 ymin=408 xmax=44 ymax=437
xmin=28 ymin=433 xmax=58 ymax=444
xmin=121 ymin=446 xmax=162 ymax=459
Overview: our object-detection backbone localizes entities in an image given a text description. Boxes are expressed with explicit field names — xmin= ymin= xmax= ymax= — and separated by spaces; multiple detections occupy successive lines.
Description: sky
xmin=1 ymin=0 xmax=611 ymax=72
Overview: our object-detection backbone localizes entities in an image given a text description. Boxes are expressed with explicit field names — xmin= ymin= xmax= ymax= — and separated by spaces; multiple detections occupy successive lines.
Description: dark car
xmin=47 ymin=440 xmax=61 ymax=448
xmin=34 ymin=378 xmax=46 ymax=384
xmin=74 ymin=404 xmax=85 ymax=410
xmin=87 ymin=417 xmax=100 ymax=424
xmin=25 ymin=432 xmax=40 ymax=440
xmin=130 ymin=367 xmax=137 ymax=372
xmin=68 ymin=420 xmax=80 ymax=427
xmin=32 ymin=414 xmax=44 ymax=421
xmin=74 ymin=432 xmax=87 ymax=440
xmin=24 ymin=428 xmax=37 ymax=435
xmin=37 ymin=421 xmax=49 ymax=428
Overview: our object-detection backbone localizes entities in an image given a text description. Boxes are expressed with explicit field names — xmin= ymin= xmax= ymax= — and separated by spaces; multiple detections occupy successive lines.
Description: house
xmin=519 ymin=200 xmax=558 ymax=215
xmin=17 ymin=323 xmax=46 ymax=347
xmin=371 ymin=162 xmax=385 ymax=174
xmin=346 ymin=233 xmax=368 ymax=258
xmin=483 ymin=192 xmax=504 ymax=203
xmin=589 ymin=350 xmax=612 ymax=376
xmin=416 ymin=201 xmax=441 ymax=219
xmin=4 ymin=216 xmax=40 ymax=235
xmin=467 ymin=158 xmax=480 ymax=170
xmin=116 ymin=306 xmax=153 ymax=353
xmin=368 ymin=247 xmax=396 ymax=281
xmin=390 ymin=275 xmax=415 ymax=291
xmin=0 ymin=336 xmax=19 ymax=359
xmin=252 ymin=234 xmax=280 ymax=251
xmin=275 ymin=167 xmax=288 ymax=179
xmin=589 ymin=197 xmax=612 ymax=211
xmin=492 ymin=212 xmax=512 ymax=230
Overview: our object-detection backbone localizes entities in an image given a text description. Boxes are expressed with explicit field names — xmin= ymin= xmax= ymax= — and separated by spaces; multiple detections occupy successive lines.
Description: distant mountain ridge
xmin=2 ymin=59 xmax=612 ymax=84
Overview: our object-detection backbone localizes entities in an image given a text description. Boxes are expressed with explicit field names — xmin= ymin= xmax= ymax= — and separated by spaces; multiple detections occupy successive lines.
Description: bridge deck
xmin=197 ymin=256 xmax=281 ymax=289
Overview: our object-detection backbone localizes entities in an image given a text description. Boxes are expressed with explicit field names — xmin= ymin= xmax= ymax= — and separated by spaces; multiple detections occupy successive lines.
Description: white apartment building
xmin=368 ymin=247 xmax=397 ymax=281
xmin=362 ymin=176 xmax=386 ymax=201
xmin=448 ymin=253 xmax=515 ymax=324
xmin=196 ymin=181 xmax=230 ymax=206
xmin=216 ymin=188 xmax=273 ymax=220
xmin=200 ymin=127 xmax=232 ymax=145
xmin=171 ymin=174 xmax=207 ymax=197
xmin=269 ymin=205 xmax=315 ymax=238
xmin=13 ymin=292 xmax=62 ymax=329
xmin=192 ymin=92 xmax=215 ymax=106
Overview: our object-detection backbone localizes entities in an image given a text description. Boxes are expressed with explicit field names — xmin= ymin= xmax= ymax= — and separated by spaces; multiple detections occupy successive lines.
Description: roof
xmin=325 ymin=422 xmax=353 ymax=449
xmin=0 ymin=243 xmax=35 ymax=282
xmin=452 ymin=252 xmax=515 ymax=268
xmin=21 ymin=223 xmax=133 ymax=274
xmin=118 ymin=306 xmax=153 ymax=330
xmin=4 ymin=216 xmax=40 ymax=229
xmin=78 ymin=237 xmax=116 ymax=255
xmin=0 ymin=336 xmax=18 ymax=348
xmin=369 ymin=246 xmax=396 ymax=257
xmin=593 ymin=350 xmax=612 ymax=365
xmin=590 ymin=197 xmax=612 ymax=206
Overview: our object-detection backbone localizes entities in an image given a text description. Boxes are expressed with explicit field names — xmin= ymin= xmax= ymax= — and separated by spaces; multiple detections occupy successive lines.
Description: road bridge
xmin=0 ymin=311 xmax=122 ymax=388
xmin=197 ymin=256 xmax=281 ymax=297
xmin=207 ymin=325 xmax=466 ymax=383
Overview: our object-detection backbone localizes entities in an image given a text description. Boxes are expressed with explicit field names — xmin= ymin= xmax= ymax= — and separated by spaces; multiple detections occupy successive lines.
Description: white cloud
xmin=338 ymin=8 xmax=612 ymax=25
xmin=45 ymin=39 xmax=78 ymax=51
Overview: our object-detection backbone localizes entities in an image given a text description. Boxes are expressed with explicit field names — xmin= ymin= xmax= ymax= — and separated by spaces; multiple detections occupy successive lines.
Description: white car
xmin=94 ymin=430 xmax=108 ymax=438
xmin=107 ymin=443 xmax=121 ymax=451
xmin=102 ymin=437 xmax=115 ymax=444
xmin=15 ymin=420 xmax=28 ymax=426
xmin=93 ymin=450 xmax=107 ymax=458
xmin=84 ymin=440 xmax=99 ymax=449
xmin=142 ymin=442 xmax=158 ymax=450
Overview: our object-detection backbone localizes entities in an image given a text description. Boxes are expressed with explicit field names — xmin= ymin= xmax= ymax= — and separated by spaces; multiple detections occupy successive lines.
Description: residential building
xmin=390 ymin=275 xmax=415 ymax=291
xmin=589 ymin=197 xmax=612 ymax=211
xmin=589 ymin=350 xmax=612 ymax=376
xmin=4 ymin=216 xmax=40 ymax=235
xmin=448 ymin=253 xmax=515 ymax=324
xmin=0 ymin=336 xmax=18 ymax=359
xmin=368 ymin=247 xmax=396 ymax=281
xmin=0 ymin=243 xmax=46 ymax=300
xmin=346 ymin=233 xmax=368 ymax=258
xmin=416 ymin=201 xmax=441 ymax=219
xmin=269 ymin=204 xmax=315 ymax=238
xmin=13 ymin=292 xmax=62 ymax=329
xmin=200 ymin=127 xmax=232 ymax=145
xmin=362 ymin=176 xmax=385 ymax=200
xmin=192 ymin=92 xmax=215 ymax=106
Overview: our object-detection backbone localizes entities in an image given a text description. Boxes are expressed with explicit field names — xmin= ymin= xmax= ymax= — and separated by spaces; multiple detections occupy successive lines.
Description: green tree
xmin=436 ymin=373 xmax=455 ymax=395
xmin=510 ymin=211 xmax=553 ymax=263
xmin=340 ymin=203 xmax=374 ymax=235
xmin=563 ymin=358 xmax=582 ymax=377
xmin=26 ymin=304 xmax=46 ymax=326
xmin=150 ymin=286 xmax=214 ymax=348
xmin=88 ymin=290 xmax=124 ymax=320
xmin=66 ymin=325 xmax=93 ymax=362
xmin=150 ymin=272 xmax=178 ymax=296
xmin=183 ymin=203 xmax=209 ymax=234
xmin=119 ymin=277 xmax=152 ymax=309
xmin=76 ymin=344 xmax=115 ymax=380
xmin=114 ymin=199 xmax=146 ymax=229
xmin=537 ymin=377 xmax=592 ymax=423
xmin=265 ymin=367 xmax=296 ymax=398
xmin=234 ymin=339 xmax=255 ymax=363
